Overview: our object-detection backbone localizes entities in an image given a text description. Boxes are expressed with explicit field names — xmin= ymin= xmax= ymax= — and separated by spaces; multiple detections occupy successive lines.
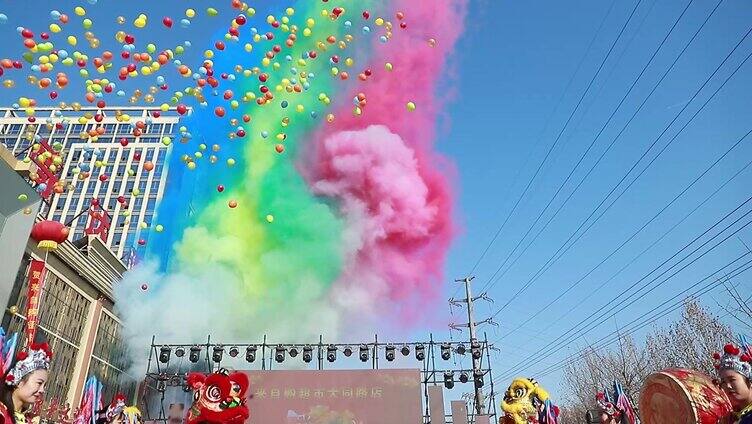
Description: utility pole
xmin=449 ymin=276 xmax=496 ymax=417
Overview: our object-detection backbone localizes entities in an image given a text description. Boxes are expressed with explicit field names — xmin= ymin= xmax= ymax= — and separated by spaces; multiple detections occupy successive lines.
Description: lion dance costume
xmin=500 ymin=378 xmax=559 ymax=424
xmin=186 ymin=368 xmax=249 ymax=424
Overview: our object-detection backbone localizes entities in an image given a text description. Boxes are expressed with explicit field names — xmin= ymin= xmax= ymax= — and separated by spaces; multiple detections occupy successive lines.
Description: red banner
xmin=25 ymin=260 xmax=47 ymax=345
xmin=244 ymin=369 xmax=423 ymax=424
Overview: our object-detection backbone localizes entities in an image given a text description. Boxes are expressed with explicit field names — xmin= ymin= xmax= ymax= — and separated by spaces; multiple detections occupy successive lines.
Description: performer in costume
xmin=595 ymin=382 xmax=639 ymax=424
xmin=96 ymin=394 xmax=135 ymax=424
xmin=499 ymin=377 xmax=559 ymax=424
xmin=713 ymin=343 xmax=752 ymax=424
xmin=185 ymin=368 xmax=249 ymax=424
xmin=0 ymin=342 xmax=53 ymax=424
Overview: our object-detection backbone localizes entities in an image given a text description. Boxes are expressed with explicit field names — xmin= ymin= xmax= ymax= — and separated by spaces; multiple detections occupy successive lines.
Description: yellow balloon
xmin=67 ymin=36 xmax=77 ymax=46
xmin=50 ymin=24 xmax=61 ymax=33
xmin=74 ymin=6 xmax=86 ymax=16
xmin=185 ymin=8 xmax=196 ymax=18
xmin=134 ymin=18 xmax=146 ymax=28
xmin=266 ymin=214 xmax=274 ymax=223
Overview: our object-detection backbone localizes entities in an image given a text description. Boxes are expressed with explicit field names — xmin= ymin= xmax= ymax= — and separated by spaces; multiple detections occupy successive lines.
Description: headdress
xmin=105 ymin=394 xmax=126 ymax=422
xmin=713 ymin=343 xmax=752 ymax=380
xmin=5 ymin=342 xmax=52 ymax=386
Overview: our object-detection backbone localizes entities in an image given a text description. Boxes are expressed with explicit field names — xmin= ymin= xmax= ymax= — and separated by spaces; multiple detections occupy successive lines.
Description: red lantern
xmin=30 ymin=220 xmax=69 ymax=251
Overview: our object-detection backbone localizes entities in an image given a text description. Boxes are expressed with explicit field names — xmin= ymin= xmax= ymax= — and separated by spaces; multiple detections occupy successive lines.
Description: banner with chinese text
xmin=25 ymin=259 xmax=46 ymax=344
xmin=245 ymin=369 xmax=422 ymax=424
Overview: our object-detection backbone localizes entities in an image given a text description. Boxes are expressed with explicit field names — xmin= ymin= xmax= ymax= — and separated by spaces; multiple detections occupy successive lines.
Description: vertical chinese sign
xmin=25 ymin=259 xmax=47 ymax=344
xmin=245 ymin=369 xmax=422 ymax=424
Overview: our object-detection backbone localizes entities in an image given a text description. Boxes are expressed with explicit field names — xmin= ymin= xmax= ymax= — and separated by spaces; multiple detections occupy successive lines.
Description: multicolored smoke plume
xmin=116 ymin=0 xmax=467 ymax=371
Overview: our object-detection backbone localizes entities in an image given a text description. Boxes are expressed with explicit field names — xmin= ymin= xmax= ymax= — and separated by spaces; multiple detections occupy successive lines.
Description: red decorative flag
xmin=25 ymin=260 xmax=47 ymax=345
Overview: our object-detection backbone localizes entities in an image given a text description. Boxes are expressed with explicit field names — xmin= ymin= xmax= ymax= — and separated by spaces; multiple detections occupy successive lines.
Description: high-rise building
xmin=0 ymin=107 xmax=184 ymax=263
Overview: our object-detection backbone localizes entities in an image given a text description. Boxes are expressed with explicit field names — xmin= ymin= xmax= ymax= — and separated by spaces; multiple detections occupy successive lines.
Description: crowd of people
xmin=498 ymin=340 xmax=752 ymax=424
xmin=0 ymin=325 xmax=748 ymax=424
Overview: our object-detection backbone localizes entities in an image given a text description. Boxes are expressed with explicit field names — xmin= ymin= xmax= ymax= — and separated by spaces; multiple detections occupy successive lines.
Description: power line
xmin=481 ymin=0 xmax=728 ymax=296
xmin=478 ymin=0 xmax=700 ymax=294
xmin=532 ymin=154 xmax=752 ymax=339
xmin=463 ymin=0 xmax=642 ymax=280
xmin=498 ymin=125 xmax=752 ymax=338
xmin=495 ymin=200 xmax=752 ymax=379
xmin=521 ymin=257 xmax=752 ymax=380
xmin=486 ymin=18 xmax=752 ymax=314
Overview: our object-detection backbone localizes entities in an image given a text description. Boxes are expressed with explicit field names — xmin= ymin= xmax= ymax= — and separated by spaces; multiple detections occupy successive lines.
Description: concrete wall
xmin=0 ymin=158 xmax=40 ymax=310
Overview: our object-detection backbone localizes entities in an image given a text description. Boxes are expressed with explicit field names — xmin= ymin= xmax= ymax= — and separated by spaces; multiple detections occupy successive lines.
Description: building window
xmin=6 ymin=267 xmax=90 ymax=402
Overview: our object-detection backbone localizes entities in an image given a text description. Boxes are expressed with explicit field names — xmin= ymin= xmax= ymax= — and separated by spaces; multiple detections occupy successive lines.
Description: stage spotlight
xmin=175 ymin=347 xmax=185 ymax=358
xmin=343 ymin=345 xmax=353 ymax=357
xmin=456 ymin=343 xmax=466 ymax=355
xmin=327 ymin=344 xmax=337 ymax=362
xmin=441 ymin=343 xmax=451 ymax=360
xmin=302 ymin=345 xmax=313 ymax=363
xmin=385 ymin=345 xmax=396 ymax=361
xmin=359 ymin=344 xmax=369 ymax=362
xmin=459 ymin=371 xmax=469 ymax=384
xmin=443 ymin=371 xmax=455 ymax=389
xmin=471 ymin=341 xmax=482 ymax=359
xmin=275 ymin=345 xmax=286 ymax=363
xmin=401 ymin=344 xmax=410 ymax=356
xmin=212 ymin=345 xmax=224 ymax=363
xmin=415 ymin=344 xmax=425 ymax=361
xmin=189 ymin=346 xmax=201 ymax=363
xmin=159 ymin=346 xmax=171 ymax=364
xmin=246 ymin=345 xmax=257 ymax=363
xmin=289 ymin=345 xmax=299 ymax=358
xmin=474 ymin=370 xmax=484 ymax=388
xmin=229 ymin=346 xmax=240 ymax=358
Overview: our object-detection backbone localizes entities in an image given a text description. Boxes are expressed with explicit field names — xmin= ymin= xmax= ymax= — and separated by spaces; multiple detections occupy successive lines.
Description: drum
xmin=639 ymin=368 xmax=733 ymax=424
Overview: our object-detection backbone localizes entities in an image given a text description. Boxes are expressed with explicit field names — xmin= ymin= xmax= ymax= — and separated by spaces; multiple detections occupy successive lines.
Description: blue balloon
xmin=50 ymin=11 xmax=61 ymax=20
xmin=0 ymin=14 xmax=8 ymax=24
xmin=180 ymin=19 xmax=190 ymax=28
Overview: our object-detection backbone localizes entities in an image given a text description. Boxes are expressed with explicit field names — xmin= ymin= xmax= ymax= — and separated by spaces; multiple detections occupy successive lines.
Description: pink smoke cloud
xmin=309 ymin=125 xmax=450 ymax=317
xmin=302 ymin=0 xmax=467 ymax=322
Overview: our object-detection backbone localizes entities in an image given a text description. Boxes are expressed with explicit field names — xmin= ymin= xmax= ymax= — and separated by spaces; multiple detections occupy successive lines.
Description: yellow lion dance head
xmin=500 ymin=378 xmax=550 ymax=424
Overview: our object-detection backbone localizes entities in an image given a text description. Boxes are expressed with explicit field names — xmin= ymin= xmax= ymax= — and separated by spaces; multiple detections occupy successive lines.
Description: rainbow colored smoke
xmin=116 ymin=0 xmax=467 ymax=369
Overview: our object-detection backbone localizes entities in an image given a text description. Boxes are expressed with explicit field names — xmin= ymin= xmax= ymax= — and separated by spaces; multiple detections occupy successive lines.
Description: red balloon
xmin=141 ymin=284 xmax=148 ymax=290
xmin=99 ymin=174 xmax=108 ymax=182
xmin=162 ymin=17 xmax=173 ymax=28
xmin=138 ymin=239 xmax=146 ymax=246
xmin=49 ymin=91 xmax=58 ymax=99
xmin=176 ymin=104 xmax=188 ymax=115
xmin=217 ymin=185 xmax=224 ymax=192
xmin=214 ymin=107 xmax=225 ymax=118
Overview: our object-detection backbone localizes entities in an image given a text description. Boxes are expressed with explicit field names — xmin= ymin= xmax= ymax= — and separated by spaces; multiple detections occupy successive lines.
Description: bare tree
xmin=561 ymin=334 xmax=647 ymax=423
xmin=717 ymin=280 xmax=752 ymax=331
xmin=559 ymin=298 xmax=733 ymax=419
xmin=644 ymin=297 xmax=733 ymax=375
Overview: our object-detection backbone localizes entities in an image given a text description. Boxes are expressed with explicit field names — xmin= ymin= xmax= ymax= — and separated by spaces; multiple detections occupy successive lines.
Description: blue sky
xmin=0 ymin=0 xmax=751 ymax=403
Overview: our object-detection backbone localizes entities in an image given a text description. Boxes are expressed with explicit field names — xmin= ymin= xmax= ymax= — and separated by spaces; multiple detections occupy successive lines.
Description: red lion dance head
xmin=186 ymin=369 xmax=250 ymax=424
